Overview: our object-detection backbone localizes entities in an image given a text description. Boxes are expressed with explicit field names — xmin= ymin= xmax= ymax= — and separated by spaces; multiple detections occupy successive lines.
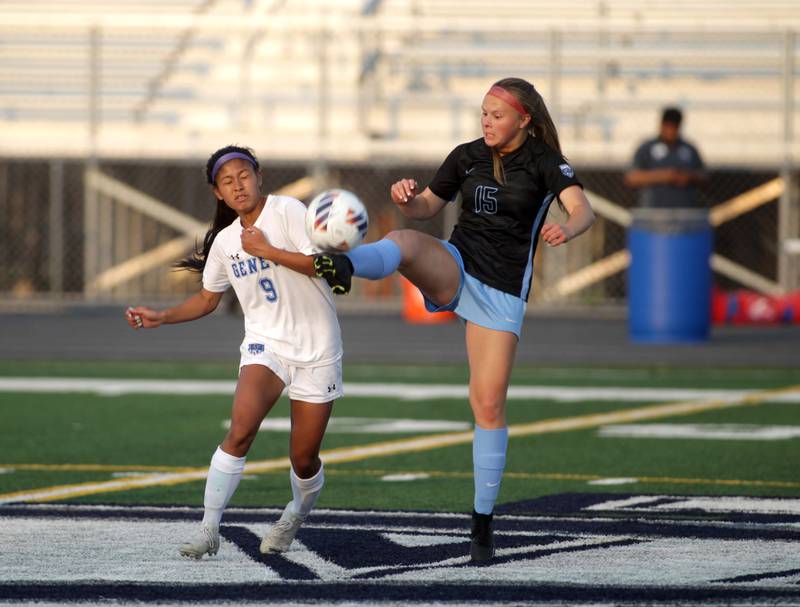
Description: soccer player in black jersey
xmin=315 ymin=77 xmax=595 ymax=562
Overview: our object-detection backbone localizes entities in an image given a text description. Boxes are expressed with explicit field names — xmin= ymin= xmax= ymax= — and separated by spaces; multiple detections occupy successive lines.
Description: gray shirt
xmin=632 ymin=137 xmax=704 ymax=208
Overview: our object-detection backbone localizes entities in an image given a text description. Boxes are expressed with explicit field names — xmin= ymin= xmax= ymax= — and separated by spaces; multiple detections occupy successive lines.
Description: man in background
xmin=624 ymin=107 xmax=707 ymax=208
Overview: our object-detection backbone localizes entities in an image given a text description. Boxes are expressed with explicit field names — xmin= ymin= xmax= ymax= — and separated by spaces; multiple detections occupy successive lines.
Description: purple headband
xmin=210 ymin=152 xmax=257 ymax=183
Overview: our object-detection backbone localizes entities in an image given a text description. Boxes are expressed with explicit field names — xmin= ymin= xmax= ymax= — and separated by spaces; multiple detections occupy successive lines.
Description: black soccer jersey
xmin=428 ymin=137 xmax=582 ymax=300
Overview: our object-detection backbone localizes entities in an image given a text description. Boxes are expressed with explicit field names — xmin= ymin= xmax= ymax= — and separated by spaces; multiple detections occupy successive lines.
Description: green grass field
xmin=1 ymin=361 xmax=798 ymax=512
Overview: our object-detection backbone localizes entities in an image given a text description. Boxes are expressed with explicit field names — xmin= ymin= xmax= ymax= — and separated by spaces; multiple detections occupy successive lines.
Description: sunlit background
xmin=1 ymin=0 xmax=798 ymax=312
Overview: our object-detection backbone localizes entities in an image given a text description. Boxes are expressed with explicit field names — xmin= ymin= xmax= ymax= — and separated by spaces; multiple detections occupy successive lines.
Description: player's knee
xmin=223 ymin=426 xmax=257 ymax=456
xmin=471 ymin=394 xmax=506 ymax=427
xmin=290 ymin=450 xmax=319 ymax=478
xmin=386 ymin=229 xmax=417 ymax=262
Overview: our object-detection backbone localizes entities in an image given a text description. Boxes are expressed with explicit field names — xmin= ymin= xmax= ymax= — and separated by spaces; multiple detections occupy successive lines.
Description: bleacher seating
xmin=0 ymin=0 xmax=798 ymax=166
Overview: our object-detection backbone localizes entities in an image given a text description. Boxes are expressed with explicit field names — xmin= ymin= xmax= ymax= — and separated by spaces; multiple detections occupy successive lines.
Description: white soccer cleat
xmin=259 ymin=503 xmax=306 ymax=554
xmin=179 ymin=523 xmax=220 ymax=559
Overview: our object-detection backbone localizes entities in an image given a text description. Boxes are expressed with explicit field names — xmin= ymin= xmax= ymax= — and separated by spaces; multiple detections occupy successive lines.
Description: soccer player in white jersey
xmin=125 ymin=145 xmax=342 ymax=559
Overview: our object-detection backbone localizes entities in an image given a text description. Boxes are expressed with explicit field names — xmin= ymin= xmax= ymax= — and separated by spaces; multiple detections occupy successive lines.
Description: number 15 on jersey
xmin=474 ymin=185 xmax=498 ymax=214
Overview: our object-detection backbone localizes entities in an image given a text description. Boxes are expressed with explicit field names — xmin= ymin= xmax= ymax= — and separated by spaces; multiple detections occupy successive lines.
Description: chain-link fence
xmin=0 ymin=157 xmax=791 ymax=311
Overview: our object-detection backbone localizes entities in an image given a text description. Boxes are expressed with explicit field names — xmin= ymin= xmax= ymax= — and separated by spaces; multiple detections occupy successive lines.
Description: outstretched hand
xmin=390 ymin=178 xmax=418 ymax=205
xmin=125 ymin=306 xmax=164 ymax=330
xmin=541 ymin=223 xmax=573 ymax=247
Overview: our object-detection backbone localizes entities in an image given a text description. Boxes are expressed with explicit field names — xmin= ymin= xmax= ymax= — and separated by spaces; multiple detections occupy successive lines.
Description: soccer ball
xmin=305 ymin=189 xmax=369 ymax=252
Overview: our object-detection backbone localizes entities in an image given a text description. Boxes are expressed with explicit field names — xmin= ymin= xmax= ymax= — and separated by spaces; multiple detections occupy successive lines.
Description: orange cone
xmin=401 ymin=277 xmax=456 ymax=324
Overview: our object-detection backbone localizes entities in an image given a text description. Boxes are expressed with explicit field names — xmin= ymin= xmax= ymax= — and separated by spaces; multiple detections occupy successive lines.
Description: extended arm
xmin=540 ymin=185 xmax=596 ymax=247
xmin=240 ymin=227 xmax=315 ymax=276
xmin=125 ymin=288 xmax=224 ymax=329
xmin=390 ymin=179 xmax=449 ymax=220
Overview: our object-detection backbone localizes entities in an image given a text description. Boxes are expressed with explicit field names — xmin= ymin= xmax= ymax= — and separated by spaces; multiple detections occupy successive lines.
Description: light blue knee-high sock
xmin=472 ymin=425 xmax=508 ymax=515
xmin=345 ymin=239 xmax=402 ymax=280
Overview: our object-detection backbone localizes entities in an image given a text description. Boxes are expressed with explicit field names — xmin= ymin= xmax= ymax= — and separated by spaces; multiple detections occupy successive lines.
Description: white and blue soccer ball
xmin=305 ymin=188 xmax=369 ymax=252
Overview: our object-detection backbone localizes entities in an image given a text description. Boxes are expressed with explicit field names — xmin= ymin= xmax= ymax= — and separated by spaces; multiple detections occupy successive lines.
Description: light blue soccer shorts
xmin=422 ymin=240 xmax=526 ymax=338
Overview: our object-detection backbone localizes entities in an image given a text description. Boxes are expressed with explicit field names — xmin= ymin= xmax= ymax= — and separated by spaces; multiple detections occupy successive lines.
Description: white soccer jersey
xmin=202 ymin=194 xmax=342 ymax=366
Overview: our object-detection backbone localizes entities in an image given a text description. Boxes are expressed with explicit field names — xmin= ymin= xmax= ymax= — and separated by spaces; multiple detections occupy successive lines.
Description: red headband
xmin=487 ymin=85 xmax=528 ymax=117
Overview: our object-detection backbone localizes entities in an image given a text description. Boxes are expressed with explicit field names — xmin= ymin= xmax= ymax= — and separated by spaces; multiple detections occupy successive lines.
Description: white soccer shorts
xmin=239 ymin=341 xmax=343 ymax=404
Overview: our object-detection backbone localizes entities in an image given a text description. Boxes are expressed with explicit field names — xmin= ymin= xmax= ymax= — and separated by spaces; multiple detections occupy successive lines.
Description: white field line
xmin=0 ymin=377 xmax=799 ymax=402
xmin=598 ymin=423 xmax=800 ymax=440
xmin=1 ymin=384 xmax=797 ymax=505
xmin=223 ymin=417 xmax=473 ymax=434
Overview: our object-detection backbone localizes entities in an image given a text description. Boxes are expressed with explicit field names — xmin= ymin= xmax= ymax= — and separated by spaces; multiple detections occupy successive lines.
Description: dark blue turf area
xmin=3 ymin=580 xmax=800 ymax=604
xmin=2 ymin=498 xmax=799 ymax=605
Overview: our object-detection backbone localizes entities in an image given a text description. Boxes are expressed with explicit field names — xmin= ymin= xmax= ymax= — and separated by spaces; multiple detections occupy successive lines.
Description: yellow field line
xmin=7 ymin=465 xmax=799 ymax=490
xmin=1 ymin=464 xmax=196 ymax=473
xmin=1 ymin=384 xmax=797 ymax=504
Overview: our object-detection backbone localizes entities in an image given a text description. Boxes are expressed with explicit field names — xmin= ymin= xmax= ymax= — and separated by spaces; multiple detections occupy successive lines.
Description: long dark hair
xmin=175 ymin=145 xmax=260 ymax=273
xmin=490 ymin=77 xmax=562 ymax=185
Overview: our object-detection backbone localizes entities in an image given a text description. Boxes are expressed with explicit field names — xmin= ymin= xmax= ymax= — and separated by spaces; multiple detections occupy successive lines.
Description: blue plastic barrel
xmin=627 ymin=208 xmax=713 ymax=343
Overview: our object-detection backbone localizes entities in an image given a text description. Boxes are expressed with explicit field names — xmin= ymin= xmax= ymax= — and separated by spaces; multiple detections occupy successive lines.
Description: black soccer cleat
xmin=313 ymin=253 xmax=353 ymax=295
xmin=470 ymin=510 xmax=495 ymax=563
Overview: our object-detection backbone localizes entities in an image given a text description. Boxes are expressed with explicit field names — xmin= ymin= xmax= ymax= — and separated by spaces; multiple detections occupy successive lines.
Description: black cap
xmin=661 ymin=107 xmax=683 ymax=125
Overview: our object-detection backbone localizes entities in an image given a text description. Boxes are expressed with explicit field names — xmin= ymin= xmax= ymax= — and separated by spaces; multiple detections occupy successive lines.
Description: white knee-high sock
xmin=202 ymin=446 xmax=246 ymax=528
xmin=289 ymin=463 xmax=325 ymax=517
